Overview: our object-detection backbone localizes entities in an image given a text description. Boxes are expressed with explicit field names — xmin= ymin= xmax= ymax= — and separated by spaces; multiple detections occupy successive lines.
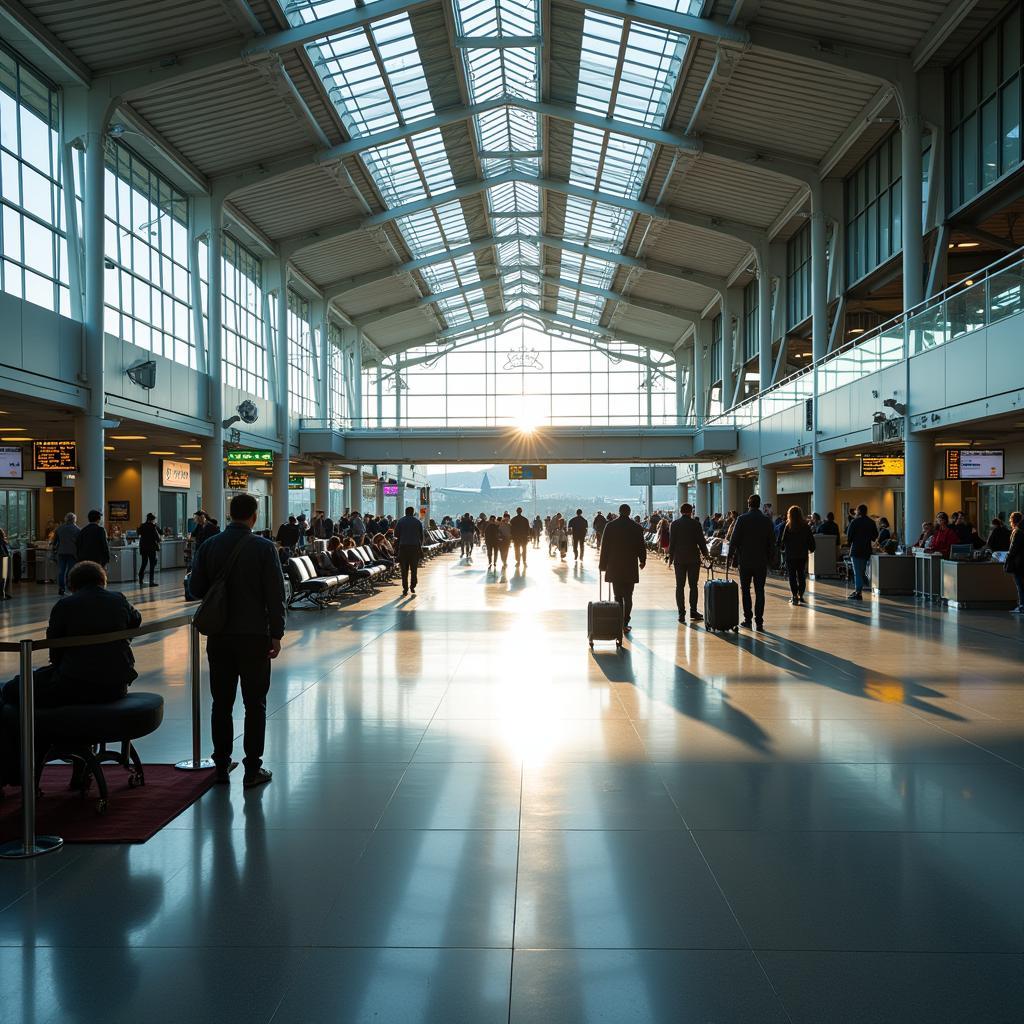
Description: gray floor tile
xmin=379 ymin=762 xmax=522 ymax=829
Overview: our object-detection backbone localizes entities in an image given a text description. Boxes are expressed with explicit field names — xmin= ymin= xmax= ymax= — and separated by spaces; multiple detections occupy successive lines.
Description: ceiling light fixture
xmin=110 ymin=435 xmax=147 ymax=440
xmin=149 ymin=451 xmax=175 ymax=456
xmin=0 ymin=436 xmax=31 ymax=442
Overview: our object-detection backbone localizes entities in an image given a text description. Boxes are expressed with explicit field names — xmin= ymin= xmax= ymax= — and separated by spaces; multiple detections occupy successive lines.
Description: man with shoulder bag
xmin=189 ymin=493 xmax=286 ymax=787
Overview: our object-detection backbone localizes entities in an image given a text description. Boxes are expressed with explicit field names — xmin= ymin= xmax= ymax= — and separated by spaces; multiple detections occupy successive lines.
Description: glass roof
xmin=289 ymin=0 xmax=690 ymax=343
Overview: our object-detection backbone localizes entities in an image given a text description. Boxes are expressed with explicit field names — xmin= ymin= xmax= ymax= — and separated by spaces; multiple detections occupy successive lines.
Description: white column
xmin=904 ymin=434 xmax=934 ymax=548
xmin=900 ymin=75 xmax=924 ymax=311
xmin=678 ymin=348 xmax=691 ymax=422
xmin=314 ymin=461 xmax=331 ymax=517
xmin=693 ymin=322 xmax=707 ymax=422
xmin=271 ymin=277 xmax=290 ymax=532
xmin=201 ymin=196 xmax=225 ymax=523
xmin=812 ymin=453 xmax=835 ymax=521
xmin=758 ymin=464 xmax=777 ymax=515
xmin=315 ymin=301 xmax=329 ymax=424
xmin=810 ymin=181 xmax=832 ymax=518
xmin=721 ymin=470 xmax=738 ymax=515
xmin=756 ymin=248 xmax=772 ymax=391
xmin=73 ymin=100 xmax=107 ymax=522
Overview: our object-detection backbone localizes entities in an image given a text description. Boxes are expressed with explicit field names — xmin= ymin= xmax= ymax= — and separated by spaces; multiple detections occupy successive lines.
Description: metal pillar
xmin=201 ymin=197 xmax=225 ymax=523
xmin=812 ymin=452 xmax=835 ymax=521
xmin=175 ymin=624 xmax=215 ymax=771
xmin=810 ymin=182 xmax=831 ymax=519
xmin=904 ymin=433 xmax=934 ymax=549
xmin=314 ymin=461 xmax=331 ymax=516
xmin=721 ymin=469 xmax=738 ymax=515
xmin=756 ymin=248 xmax=772 ymax=391
xmin=758 ymin=464 xmax=777 ymax=516
xmin=271 ymin=278 xmax=291 ymax=532
xmin=900 ymin=76 xmax=925 ymax=311
xmin=693 ymin=323 xmax=707 ymax=423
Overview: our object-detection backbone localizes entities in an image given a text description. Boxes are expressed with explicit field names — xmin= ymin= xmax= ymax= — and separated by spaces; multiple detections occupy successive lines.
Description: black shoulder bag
xmin=193 ymin=535 xmax=254 ymax=636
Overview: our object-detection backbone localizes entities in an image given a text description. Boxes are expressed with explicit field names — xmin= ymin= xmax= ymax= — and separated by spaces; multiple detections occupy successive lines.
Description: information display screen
xmin=861 ymin=455 xmax=905 ymax=477
xmin=382 ymin=484 xmax=399 ymax=496
xmin=225 ymin=449 xmax=273 ymax=468
xmin=226 ymin=470 xmax=249 ymax=489
xmin=288 ymin=474 xmax=305 ymax=490
xmin=0 ymin=446 xmax=23 ymax=479
xmin=946 ymin=449 xmax=1003 ymax=480
xmin=509 ymin=464 xmax=547 ymax=480
xmin=33 ymin=440 xmax=76 ymax=471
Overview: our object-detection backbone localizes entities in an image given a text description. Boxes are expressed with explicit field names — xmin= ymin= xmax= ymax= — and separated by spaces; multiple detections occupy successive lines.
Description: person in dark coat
xmin=667 ymin=503 xmax=708 ymax=624
xmin=728 ymin=494 xmax=776 ymax=629
xmin=818 ymin=512 xmax=840 ymax=537
xmin=779 ymin=505 xmax=816 ymax=605
xmin=1005 ymin=511 xmax=1023 ymax=614
xmin=137 ymin=513 xmax=161 ymax=586
xmin=598 ymin=503 xmax=647 ymax=634
xmin=75 ymin=509 xmax=110 ymax=567
xmin=394 ymin=506 xmax=425 ymax=595
xmin=0 ymin=527 xmax=12 ymax=601
xmin=510 ymin=507 xmax=531 ymax=568
xmin=593 ymin=511 xmax=607 ymax=550
xmin=276 ymin=516 xmax=300 ymax=550
xmin=483 ymin=516 xmax=500 ymax=568
xmin=568 ymin=509 xmax=588 ymax=563
xmin=845 ymin=504 xmax=878 ymax=600
xmin=986 ymin=518 xmax=1011 ymax=552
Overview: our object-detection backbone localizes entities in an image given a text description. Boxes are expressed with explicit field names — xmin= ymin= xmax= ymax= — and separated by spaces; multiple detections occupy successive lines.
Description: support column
xmin=678 ymin=347 xmax=692 ymax=422
xmin=758 ymin=464 xmax=777 ymax=516
xmin=314 ymin=461 xmax=331 ymax=517
xmin=900 ymin=74 xmax=925 ymax=311
xmin=72 ymin=98 xmax=107 ymax=523
xmin=721 ymin=470 xmax=738 ymax=515
xmin=812 ymin=452 xmax=835 ymax=521
xmin=200 ymin=196 xmax=225 ymax=523
xmin=314 ymin=300 xmax=329 ymax=424
xmin=756 ymin=246 xmax=772 ymax=391
xmin=904 ymin=433 xmax=934 ymax=549
xmin=341 ymin=469 xmax=353 ymax=513
xmin=271 ymin=273 xmax=290 ymax=533
xmin=694 ymin=319 xmax=710 ymax=422
xmin=722 ymin=287 xmax=742 ymax=407
xmin=376 ymin=366 xmax=384 ymax=427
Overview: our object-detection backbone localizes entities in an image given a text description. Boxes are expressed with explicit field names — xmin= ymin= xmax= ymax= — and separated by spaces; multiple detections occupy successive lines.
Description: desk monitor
xmin=949 ymin=544 xmax=972 ymax=560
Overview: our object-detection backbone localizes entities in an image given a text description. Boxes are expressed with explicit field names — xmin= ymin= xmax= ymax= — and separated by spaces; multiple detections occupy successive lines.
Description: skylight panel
xmin=364 ymin=129 xmax=455 ymax=206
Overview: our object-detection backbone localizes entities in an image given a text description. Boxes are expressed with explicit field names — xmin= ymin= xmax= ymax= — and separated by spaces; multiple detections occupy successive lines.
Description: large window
xmin=845 ymin=133 xmax=902 ymax=285
xmin=221 ymin=233 xmax=266 ymax=398
xmin=950 ymin=4 xmax=1022 ymax=210
xmin=0 ymin=487 xmax=36 ymax=543
xmin=0 ymin=45 xmax=69 ymax=315
xmin=328 ymin=321 xmax=347 ymax=422
xmin=742 ymin=280 xmax=758 ymax=363
xmin=104 ymin=141 xmax=192 ymax=365
xmin=287 ymin=289 xmax=318 ymax=418
xmin=787 ymin=222 xmax=811 ymax=328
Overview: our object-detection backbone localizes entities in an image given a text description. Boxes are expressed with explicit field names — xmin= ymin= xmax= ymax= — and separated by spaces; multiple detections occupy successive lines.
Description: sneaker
xmin=411 ymin=588 xmax=416 ymax=595
xmin=846 ymin=591 xmax=862 ymax=600
xmin=215 ymin=761 xmax=238 ymax=784
xmin=755 ymin=620 xmax=765 ymax=631
xmin=1011 ymin=606 xmax=1024 ymax=615
xmin=790 ymin=597 xmax=798 ymax=605
xmin=690 ymin=611 xmax=703 ymax=622
xmin=741 ymin=619 xmax=752 ymax=629
xmin=402 ymin=589 xmax=408 ymax=596
xmin=243 ymin=768 xmax=272 ymax=789
xmin=677 ymin=614 xmax=686 ymax=624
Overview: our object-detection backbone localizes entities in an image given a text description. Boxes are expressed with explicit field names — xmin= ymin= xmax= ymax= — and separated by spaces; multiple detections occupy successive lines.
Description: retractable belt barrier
xmin=0 ymin=614 xmax=211 ymax=860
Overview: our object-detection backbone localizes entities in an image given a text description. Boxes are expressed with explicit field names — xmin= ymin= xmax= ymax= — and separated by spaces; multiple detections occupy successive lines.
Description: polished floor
xmin=1 ymin=546 xmax=1022 ymax=1023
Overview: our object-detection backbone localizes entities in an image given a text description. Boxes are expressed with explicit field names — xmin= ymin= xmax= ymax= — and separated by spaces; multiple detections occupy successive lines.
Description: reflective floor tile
xmin=272 ymin=948 xmax=512 ymax=1024
xmin=760 ymin=951 xmax=1024 ymax=1024
xmin=0 ymin=945 xmax=302 ymax=1024
xmin=277 ymin=682 xmax=448 ymax=721
xmin=656 ymin=761 xmax=1024 ymax=832
xmin=315 ymin=829 xmax=519 ymax=947
xmin=509 ymin=949 xmax=788 ymax=1024
xmin=696 ymin=831 xmax=1024 ymax=952
xmin=379 ymin=762 xmax=522 ymax=830
xmin=520 ymin=763 xmax=684 ymax=830
xmin=260 ymin=717 xmax=431 ymax=763
xmin=514 ymin=830 xmax=745 ymax=949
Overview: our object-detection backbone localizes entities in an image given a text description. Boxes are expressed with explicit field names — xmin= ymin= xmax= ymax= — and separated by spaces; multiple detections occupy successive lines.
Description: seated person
xmin=877 ymin=517 xmax=892 ymax=546
xmin=370 ymin=533 xmax=395 ymax=566
xmin=327 ymin=537 xmax=368 ymax=579
xmin=929 ymin=512 xmax=960 ymax=557
xmin=914 ymin=521 xmax=933 ymax=548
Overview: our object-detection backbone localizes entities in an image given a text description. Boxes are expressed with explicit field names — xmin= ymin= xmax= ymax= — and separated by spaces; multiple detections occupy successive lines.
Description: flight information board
xmin=861 ymin=455 xmax=905 ymax=477
xmin=0 ymin=446 xmax=23 ymax=479
xmin=509 ymin=464 xmax=547 ymax=480
xmin=946 ymin=448 xmax=1003 ymax=480
xmin=33 ymin=440 xmax=76 ymax=471
xmin=225 ymin=449 xmax=273 ymax=468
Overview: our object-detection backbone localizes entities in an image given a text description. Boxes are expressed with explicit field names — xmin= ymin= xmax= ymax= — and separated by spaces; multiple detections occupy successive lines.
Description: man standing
xmin=189 ymin=493 xmax=285 ymax=788
xmin=845 ymin=504 xmax=878 ymax=601
xmin=668 ymin=503 xmax=709 ymax=624
xmin=76 ymin=509 xmax=110 ymax=568
xmin=568 ymin=509 xmax=589 ymax=562
xmin=276 ymin=515 xmax=300 ymax=550
xmin=598 ymin=503 xmax=647 ymax=634
xmin=395 ymin=505 xmax=424 ymax=595
xmin=311 ymin=510 xmax=328 ymax=539
xmin=729 ymin=494 xmax=776 ymax=630
xmin=137 ymin=512 xmax=161 ymax=587
xmin=350 ymin=510 xmax=366 ymax=542
xmin=510 ymin=506 xmax=531 ymax=568
xmin=593 ymin=510 xmax=607 ymax=551
xmin=52 ymin=512 xmax=80 ymax=596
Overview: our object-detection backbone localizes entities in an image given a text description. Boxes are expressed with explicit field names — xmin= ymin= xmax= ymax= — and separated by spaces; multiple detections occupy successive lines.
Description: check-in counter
xmin=871 ymin=554 xmax=916 ymax=596
xmin=913 ymin=550 xmax=944 ymax=600
xmin=809 ymin=533 xmax=839 ymax=578
xmin=161 ymin=538 xmax=186 ymax=569
xmin=108 ymin=545 xmax=141 ymax=584
xmin=941 ymin=559 xmax=1019 ymax=609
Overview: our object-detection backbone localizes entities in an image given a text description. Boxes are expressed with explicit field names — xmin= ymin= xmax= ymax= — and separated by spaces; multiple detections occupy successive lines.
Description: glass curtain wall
xmin=328 ymin=321 xmax=347 ymax=423
xmin=787 ymin=222 xmax=811 ymax=328
xmin=742 ymin=280 xmax=758 ymax=363
xmin=845 ymin=132 xmax=903 ymax=286
xmin=287 ymin=289 xmax=318 ymax=418
xmin=221 ymin=233 xmax=267 ymax=397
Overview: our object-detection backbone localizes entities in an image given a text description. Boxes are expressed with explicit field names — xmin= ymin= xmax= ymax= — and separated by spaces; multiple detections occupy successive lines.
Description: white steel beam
xmin=911 ymin=0 xmax=981 ymax=70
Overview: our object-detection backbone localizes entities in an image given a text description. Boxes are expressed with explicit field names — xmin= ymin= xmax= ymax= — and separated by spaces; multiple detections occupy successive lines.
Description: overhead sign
xmin=630 ymin=466 xmax=677 ymax=486
xmin=383 ymin=483 xmax=399 ymax=496
xmin=108 ymin=500 xmax=130 ymax=522
xmin=161 ymin=459 xmax=191 ymax=489
xmin=861 ymin=455 xmax=905 ymax=477
xmin=225 ymin=449 xmax=273 ymax=468
xmin=509 ymin=464 xmax=547 ymax=480
xmin=33 ymin=439 xmax=76 ymax=472
xmin=0 ymin=446 xmax=23 ymax=479
xmin=288 ymin=474 xmax=305 ymax=490
xmin=946 ymin=448 xmax=1003 ymax=480
xmin=226 ymin=470 xmax=249 ymax=490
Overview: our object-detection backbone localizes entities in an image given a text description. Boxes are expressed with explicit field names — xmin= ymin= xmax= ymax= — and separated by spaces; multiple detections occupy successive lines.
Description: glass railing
xmin=709 ymin=245 xmax=1024 ymax=428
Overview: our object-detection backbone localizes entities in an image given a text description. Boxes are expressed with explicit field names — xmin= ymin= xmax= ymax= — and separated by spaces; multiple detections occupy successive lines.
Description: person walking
xmin=779 ymin=505 xmax=816 ymax=605
xmin=498 ymin=513 xmax=513 ymax=570
xmin=0 ymin=528 xmax=10 ymax=601
xmin=75 ymin=509 xmax=110 ymax=568
xmin=137 ymin=512 xmax=161 ymax=586
xmin=667 ymin=503 xmax=708 ymax=624
xmin=189 ymin=493 xmax=285 ymax=788
xmin=52 ymin=512 xmax=80 ymax=596
xmin=1003 ymin=511 xmax=1023 ymax=614
xmin=394 ymin=505 xmax=424 ymax=596
xmin=593 ymin=511 xmax=607 ymax=551
xmin=532 ymin=515 xmax=542 ymax=547
xmin=598 ymin=503 xmax=647 ymax=634
xmin=484 ymin=515 xmax=500 ymax=569
xmin=510 ymin=507 xmax=531 ymax=568
xmin=568 ymin=509 xmax=588 ymax=562
xmin=845 ymin=504 xmax=878 ymax=601
xmin=729 ymin=494 xmax=776 ymax=630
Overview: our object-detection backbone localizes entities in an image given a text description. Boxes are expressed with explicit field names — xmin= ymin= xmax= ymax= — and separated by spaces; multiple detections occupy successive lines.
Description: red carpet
xmin=0 ymin=765 xmax=217 ymax=844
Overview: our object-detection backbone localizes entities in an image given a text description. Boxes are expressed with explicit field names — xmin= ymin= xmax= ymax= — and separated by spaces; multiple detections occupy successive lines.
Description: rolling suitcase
xmin=703 ymin=558 xmax=739 ymax=633
xmin=588 ymin=577 xmax=623 ymax=649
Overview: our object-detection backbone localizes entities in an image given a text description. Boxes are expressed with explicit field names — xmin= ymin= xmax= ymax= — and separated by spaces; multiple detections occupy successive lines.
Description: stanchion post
xmin=0 ymin=640 xmax=63 ymax=859
xmin=175 ymin=622 xmax=214 ymax=771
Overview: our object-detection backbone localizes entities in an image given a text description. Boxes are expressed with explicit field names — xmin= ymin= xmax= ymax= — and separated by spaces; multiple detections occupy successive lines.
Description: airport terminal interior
xmin=0 ymin=0 xmax=1023 ymax=1020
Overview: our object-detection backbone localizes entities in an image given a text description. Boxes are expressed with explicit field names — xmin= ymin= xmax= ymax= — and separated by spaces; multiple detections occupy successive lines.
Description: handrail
xmin=0 ymin=613 xmax=211 ymax=861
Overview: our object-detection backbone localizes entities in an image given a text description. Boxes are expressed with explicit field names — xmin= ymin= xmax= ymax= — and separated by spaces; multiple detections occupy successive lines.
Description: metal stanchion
xmin=175 ymin=623 xmax=214 ymax=770
xmin=0 ymin=639 xmax=63 ymax=859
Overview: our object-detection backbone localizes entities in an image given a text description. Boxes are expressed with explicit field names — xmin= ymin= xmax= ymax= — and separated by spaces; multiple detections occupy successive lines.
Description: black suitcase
xmin=703 ymin=559 xmax=739 ymax=632
xmin=588 ymin=577 xmax=623 ymax=649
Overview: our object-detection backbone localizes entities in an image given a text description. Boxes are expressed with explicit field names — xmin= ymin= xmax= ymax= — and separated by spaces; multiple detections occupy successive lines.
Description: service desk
xmin=108 ymin=545 xmax=140 ymax=584
xmin=941 ymin=560 xmax=1019 ymax=609
xmin=913 ymin=550 xmax=944 ymax=600
xmin=161 ymin=538 xmax=186 ymax=569
xmin=809 ymin=534 xmax=839 ymax=578
xmin=871 ymin=554 xmax=916 ymax=595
